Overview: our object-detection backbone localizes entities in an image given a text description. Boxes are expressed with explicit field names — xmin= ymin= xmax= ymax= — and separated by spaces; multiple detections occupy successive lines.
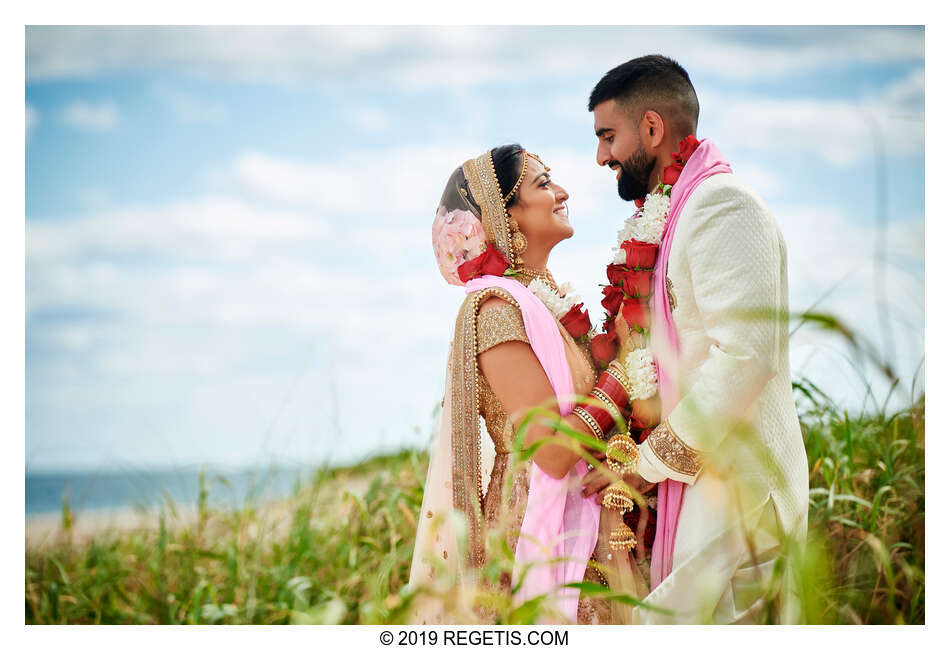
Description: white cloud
xmin=224 ymin=143 xmax=481 ymax=217
xmin=26 ymin=26 xmax=922 ymax=89
xmin=150 ymin=84 xmax=228 ymax=124
xmin=59 ymin=100 xmax=119 ymax=131
xmin=27 ymin=195 xmax=328 ymax=267
xmin=702 ymin=69 xmax=925 ymax=167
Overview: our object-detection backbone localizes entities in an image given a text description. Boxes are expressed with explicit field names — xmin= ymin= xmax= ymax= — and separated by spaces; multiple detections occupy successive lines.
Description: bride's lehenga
xmin=409 ymin=284 xmax=648 ymax=624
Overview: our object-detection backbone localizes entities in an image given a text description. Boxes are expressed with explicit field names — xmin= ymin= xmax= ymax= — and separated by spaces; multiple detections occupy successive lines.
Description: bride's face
xmin=507 ymin=156 xmax=572 ymax=255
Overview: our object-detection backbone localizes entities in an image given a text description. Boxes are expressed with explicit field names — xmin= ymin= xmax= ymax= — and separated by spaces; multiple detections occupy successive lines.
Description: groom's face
xmin=593 ymin=99 xmax=656 ymax=202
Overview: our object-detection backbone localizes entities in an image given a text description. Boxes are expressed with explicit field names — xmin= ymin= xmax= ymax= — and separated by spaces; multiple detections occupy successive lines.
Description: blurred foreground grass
xmin=25 ymin=386 xmax=924 ymax=624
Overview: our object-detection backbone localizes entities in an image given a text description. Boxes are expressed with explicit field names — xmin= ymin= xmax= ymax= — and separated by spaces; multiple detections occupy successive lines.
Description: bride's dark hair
xmin=491 ymin=143 xmax=525 ymax=209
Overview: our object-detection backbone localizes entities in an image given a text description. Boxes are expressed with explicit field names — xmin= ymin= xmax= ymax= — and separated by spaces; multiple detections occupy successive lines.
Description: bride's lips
xmin=553 ymin=203 xmax=569 ymax=219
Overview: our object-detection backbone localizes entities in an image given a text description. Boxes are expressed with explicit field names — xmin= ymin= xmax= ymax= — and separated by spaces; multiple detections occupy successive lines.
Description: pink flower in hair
xmin=432 ymin=207 xmax=487 ymax=286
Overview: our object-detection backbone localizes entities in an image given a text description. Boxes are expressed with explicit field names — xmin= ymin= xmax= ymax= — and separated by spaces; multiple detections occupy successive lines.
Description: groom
xmin=585 ymin=55 xmax=809 ymax=623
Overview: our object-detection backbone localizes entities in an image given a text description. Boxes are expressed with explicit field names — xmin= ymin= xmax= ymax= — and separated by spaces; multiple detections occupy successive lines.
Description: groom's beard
xmin=617 ymin=147 xmax=656 ymax=202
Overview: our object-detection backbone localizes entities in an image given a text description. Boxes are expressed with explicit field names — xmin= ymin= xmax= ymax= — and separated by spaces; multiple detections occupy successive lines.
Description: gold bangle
xmin=591 ymin=387 xmax=625 ymax=433
xmin=571 ymin=406 xmax=603 ymax=440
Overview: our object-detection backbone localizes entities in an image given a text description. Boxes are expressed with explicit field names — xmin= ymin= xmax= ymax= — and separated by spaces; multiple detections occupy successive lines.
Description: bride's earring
xmin=509 ymin=216 xmax=527 ymax=266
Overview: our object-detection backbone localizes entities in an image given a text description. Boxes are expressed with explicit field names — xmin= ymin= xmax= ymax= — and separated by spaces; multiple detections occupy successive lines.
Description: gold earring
xmin=512 ymin=231 xmax=527 ymax=254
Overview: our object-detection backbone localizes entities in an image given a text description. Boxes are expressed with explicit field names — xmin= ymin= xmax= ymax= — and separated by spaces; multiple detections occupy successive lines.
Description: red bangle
xmin=578 ymin=399 xmax=615 ymax=435
xmin=595 ymin=372 xmax=629 ymax=413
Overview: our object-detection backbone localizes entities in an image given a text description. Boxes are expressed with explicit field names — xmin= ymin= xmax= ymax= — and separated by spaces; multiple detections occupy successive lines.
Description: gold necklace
xmin=519 ymin=267 xmax=558 ymax=293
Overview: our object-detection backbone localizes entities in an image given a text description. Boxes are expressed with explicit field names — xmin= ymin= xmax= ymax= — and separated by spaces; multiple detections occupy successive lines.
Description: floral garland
xmin=589 ymin=134 xmax=701 ymax=420
xmin=592 ymin=134 xmax=701 ymax=558
xmin=525 ymin=278 xmax=594 ymax=341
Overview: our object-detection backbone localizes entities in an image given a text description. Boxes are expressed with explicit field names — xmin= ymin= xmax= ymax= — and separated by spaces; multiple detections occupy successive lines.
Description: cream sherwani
xmin=633 ymin=173 xmax=809 ymax=623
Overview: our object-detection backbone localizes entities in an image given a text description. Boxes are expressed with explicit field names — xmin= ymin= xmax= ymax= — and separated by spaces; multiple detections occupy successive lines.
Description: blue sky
xmin=25 ymin=26 xmax=925 ymax=472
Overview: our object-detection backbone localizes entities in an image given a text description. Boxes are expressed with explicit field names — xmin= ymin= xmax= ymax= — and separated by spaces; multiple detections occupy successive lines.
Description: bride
xmin=407 ymin=145 xmax=650 ymax=624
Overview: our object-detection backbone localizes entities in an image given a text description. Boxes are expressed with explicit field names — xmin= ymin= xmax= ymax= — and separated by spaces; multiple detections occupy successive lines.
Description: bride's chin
xmin=555 ymin=226 xmax=574 ymax=242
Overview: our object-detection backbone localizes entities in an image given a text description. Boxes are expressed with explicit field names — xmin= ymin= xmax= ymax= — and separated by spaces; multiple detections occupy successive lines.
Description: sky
xmin=24 ymin=25 xmax=925 ymax=473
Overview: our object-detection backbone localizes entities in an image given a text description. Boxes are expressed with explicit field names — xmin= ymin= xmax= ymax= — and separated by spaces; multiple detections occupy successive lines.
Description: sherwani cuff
xmin=637 ymin=419 xmax=703 ymax=485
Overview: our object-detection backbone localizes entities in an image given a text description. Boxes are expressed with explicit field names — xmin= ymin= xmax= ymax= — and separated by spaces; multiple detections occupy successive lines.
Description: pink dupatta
xmin=465 ymin=275 xmax=601 ymax=623
xmin=648 ymin=140 xmax=732 ymax=588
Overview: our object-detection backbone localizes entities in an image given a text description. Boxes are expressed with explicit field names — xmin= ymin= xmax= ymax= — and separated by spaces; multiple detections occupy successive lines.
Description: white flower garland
xmin=608 ymin=192 xmax=671 ymax=265
xmin=527 ymin=277 xmax=582 ymax=321
xmin=623 ymin=347 xmax=658 ymax=401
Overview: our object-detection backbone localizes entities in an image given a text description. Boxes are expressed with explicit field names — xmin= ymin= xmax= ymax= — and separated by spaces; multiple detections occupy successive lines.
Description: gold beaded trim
xmin=571 ymin=405 xmax=603 ymax=440
xmin=502 ymin=150 xmax=528 ymax=204
xmin=463 ymin=153 xmax=514 ymax=265
xmin=647 ymin=419 xmax=702 ymax=478
xmin=450 ymin=286 xmax=520 ymax=567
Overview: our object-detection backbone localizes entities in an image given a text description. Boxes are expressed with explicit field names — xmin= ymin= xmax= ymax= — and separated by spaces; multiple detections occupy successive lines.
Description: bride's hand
xmin=580 ymin=462 xmax=615 ymax=502
xmin=581 ymin=458 xmax=655 ymax=503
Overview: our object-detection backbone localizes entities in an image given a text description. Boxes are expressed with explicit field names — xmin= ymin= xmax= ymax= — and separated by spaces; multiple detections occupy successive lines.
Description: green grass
xmin=25 ymin=391 xmax=924 ymax=625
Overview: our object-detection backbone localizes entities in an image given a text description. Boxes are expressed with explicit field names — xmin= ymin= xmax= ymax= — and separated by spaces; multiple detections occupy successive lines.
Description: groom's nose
xmin=596 ymin=142 xmax=612 ymax=167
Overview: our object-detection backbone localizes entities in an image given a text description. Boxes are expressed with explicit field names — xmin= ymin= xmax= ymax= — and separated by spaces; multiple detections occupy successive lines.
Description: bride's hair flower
xmin=457 ymin=243 xmax=509 ymax=282
xmin=624 ymin=348 xmax=658 ymax=401
xmin=432 ymin=207 xmax=488 ymax=286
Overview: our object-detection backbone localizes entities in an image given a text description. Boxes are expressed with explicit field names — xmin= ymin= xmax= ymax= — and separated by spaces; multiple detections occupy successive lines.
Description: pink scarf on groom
xmin=648 ymin=140 xmax=732 ymax=589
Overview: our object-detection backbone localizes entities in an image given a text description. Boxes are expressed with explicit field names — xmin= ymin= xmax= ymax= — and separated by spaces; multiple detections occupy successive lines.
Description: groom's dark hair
xmin=588 ymin=55 xmax=699 ymax=137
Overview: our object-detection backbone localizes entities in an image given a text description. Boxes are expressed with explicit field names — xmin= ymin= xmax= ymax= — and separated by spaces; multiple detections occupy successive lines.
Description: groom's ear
xmin=641 ymin=110 xmax=665 ymax=150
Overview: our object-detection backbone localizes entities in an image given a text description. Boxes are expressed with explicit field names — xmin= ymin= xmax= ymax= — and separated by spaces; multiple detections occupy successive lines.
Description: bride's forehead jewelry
xmin=525 ymin=151 xmax=550 ymax=172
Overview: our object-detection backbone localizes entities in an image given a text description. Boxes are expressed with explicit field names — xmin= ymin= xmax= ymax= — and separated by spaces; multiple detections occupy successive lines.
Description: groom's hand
xmin=614 ymin=314 xmax=646 ymax=360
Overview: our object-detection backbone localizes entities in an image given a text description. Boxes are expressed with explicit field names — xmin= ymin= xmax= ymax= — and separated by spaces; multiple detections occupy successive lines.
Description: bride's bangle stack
xmin=571 ymin=367 xmax=629 ymax=441
xmin=572 ymin=362 xmax=641 ymax=552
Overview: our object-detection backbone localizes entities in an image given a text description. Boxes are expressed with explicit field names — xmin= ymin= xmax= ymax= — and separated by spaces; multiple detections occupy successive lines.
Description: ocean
xmin=25 ymin=465 xmax=316 ymax=516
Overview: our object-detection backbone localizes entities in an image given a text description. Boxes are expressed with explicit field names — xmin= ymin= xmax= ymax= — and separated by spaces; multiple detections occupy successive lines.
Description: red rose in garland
xmin=607 ymin=264 xmax=652 ymax=298
xmin=660 ymin=134 xmax=701 ymax=186
xmin=560 ymin=304 xmax=592 ymax=339
xmin=671 ymin=134 xmax=701 ymax=166
xmin=600 ymin=284 xmax=625 ymax=317
xmin=621 ymin=298 xmax=651 ymax=331
xmin=589 ymin=332 xmax=618 ymax=369
xmin=622 ymin=269 xmax=652 ymax=298
xmin=456 ymin=243 xmax=510 ymax=282
xmin=620 ymin=239 xmax=659 ymax=269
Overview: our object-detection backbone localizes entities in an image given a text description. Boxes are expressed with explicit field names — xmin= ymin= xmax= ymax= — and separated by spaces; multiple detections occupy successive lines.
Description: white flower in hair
xmin=624 ymin=348 xmax=658 ymax=401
